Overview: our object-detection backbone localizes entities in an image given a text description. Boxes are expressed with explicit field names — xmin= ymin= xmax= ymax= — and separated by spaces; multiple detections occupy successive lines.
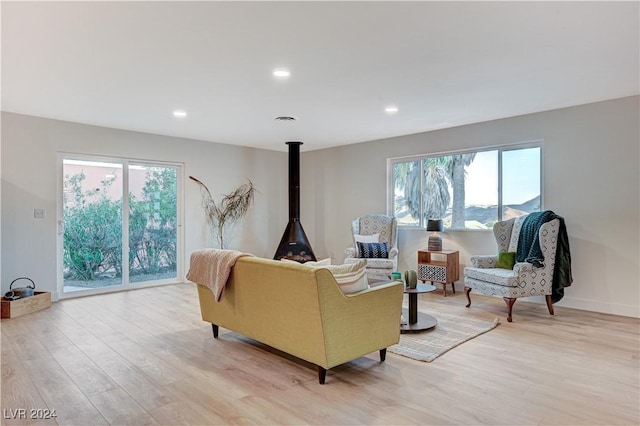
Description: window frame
xmin=387 ymin=141 xmax=543 ymax=230
xmin=56 ymin=153 xmax=185 ymax=298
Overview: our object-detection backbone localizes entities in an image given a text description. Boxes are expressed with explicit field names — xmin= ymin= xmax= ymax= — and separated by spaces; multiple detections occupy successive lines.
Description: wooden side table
xmin=417 ymin=249 xmax=460 ymax=297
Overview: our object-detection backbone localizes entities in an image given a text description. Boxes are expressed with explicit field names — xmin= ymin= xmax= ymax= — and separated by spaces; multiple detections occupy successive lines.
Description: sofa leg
xmin=503 ymin=297 xmax=516 ymax=322
xmin=212 ymin=324 xmax=219 ymax=338
xmin=317 ymin=366 xmax=327 ymax=385
xmin=464 ymin=286 xmax=472 ymax=308
xmin=379 ymin=348 xmax=387 ymax=362
xmin=545 ymin=295 xmax=555 ymax=316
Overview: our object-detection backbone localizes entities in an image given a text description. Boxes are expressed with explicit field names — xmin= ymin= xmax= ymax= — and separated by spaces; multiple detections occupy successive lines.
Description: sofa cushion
xmin=357 ymin=242 xmax=389 ymax=259
xmin=464 ymin=267 xmax=519 ymax=287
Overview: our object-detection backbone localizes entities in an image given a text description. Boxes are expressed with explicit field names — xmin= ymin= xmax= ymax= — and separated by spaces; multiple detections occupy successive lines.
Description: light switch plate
xmin=34 ymin=208 xmax=46 ymax=219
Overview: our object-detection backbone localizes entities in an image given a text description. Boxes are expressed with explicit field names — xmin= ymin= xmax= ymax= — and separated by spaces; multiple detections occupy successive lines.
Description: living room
xmin=1 ymin=1 xmax=639 ymax=425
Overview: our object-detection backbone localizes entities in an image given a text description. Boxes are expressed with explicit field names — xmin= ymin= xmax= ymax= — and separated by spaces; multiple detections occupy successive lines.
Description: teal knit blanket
xmin=516 ymin=211 xmax=573 ymax=303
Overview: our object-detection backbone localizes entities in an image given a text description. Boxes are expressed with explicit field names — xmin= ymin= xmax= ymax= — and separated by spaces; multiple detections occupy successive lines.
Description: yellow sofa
xmin=196 ymin=256 xmax=404 ymax=384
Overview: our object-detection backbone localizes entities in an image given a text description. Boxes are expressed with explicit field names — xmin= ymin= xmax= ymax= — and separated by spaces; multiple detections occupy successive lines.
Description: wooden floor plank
xmin=17 ymin=351 xmax=107 ymax=425
xmin=88 ymin=388 xmax=158 ymax=426
xmin=99 ymin=337 xmax=184 ymax=386
xmin=1 ymin=283 xmax=637 ymax=425
xmin=161 ymin=380 xmax=244 ymax=424
xmin=148 ymin=399 xmax=227 ymax=425
xmin=90 ymin=351 xmax=174 ymax=411
xmin=0 ymin=346 xmax=58 ymax=426
xmin=47 ymin=345 xmax=119 ymax=397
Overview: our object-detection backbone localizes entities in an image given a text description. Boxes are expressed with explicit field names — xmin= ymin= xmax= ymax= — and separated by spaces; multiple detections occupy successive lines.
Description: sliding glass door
xmin=128 ymin=164 xmax=178 ymax=285
xmin=59 ymin=156 xmax=182 ymax=296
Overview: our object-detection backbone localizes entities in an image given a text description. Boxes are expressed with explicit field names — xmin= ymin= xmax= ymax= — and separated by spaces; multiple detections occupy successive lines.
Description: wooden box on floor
xmin=1 ymin=292 xmax=51 ymax=318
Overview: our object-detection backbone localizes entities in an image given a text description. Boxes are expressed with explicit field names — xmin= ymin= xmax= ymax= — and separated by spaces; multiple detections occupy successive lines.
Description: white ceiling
xmin=2 ymin=1 xmax=639 ymax=152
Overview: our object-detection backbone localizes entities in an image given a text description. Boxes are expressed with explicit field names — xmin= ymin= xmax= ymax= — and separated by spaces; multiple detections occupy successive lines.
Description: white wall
xmin=302 ymin=96 xmax=640 ymax=318
xmin=3 ymin=97 xmax=638 ymax=317
xmin=1 ymin=112 xmax=288 ymax=299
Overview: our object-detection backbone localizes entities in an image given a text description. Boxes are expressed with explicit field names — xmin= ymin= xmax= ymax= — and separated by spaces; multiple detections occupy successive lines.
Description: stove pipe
xmin=273 ymin=141 xmax=317 ymax=263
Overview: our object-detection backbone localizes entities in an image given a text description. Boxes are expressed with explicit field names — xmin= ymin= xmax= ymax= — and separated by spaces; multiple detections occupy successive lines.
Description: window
xmin=59 ymin=155 xmax=183 ymax=295
xmin=389 ymin=144 xmax=541 ymax=230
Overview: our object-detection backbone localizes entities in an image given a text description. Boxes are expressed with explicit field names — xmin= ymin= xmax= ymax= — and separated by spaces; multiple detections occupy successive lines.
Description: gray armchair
xmin=344 ymin=214 xmax=398 ymax=282
xmin=464 ymin=215 xmax=560 ymax=322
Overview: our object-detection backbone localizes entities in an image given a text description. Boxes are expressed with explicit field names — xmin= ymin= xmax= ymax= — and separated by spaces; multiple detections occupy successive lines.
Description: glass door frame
xmin=56 ymin=153 xmax=184 ymax=299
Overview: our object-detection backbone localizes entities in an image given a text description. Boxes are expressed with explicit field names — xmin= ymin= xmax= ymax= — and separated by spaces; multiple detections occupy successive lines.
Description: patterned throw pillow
xmin=357 ymin=242 xmax=389 ymax=259
xmin=354 ymin=233 xmax=380 ymax=257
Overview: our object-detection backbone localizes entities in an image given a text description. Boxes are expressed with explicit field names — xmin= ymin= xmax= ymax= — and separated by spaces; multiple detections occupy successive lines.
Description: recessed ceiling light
xmin=173 ymin=110 xmax=187 ymax=118
xmin=385 ymin=106 xmax=399 ymax=114
xmin=273 ymin=69 xmax=290 ymax=78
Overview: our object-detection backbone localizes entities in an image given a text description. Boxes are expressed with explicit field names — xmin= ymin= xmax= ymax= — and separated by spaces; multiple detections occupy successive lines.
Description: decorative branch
xmin=189 ymin=176 xmax=255 ymax=249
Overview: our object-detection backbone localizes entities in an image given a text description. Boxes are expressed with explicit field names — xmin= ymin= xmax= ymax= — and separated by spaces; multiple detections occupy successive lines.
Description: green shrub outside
xmin=63 ymin=168 xmax=177 ymax=281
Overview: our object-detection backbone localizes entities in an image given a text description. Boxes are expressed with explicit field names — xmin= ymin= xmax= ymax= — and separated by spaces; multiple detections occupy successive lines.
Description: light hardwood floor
xmin=1 ymin=283 xmax=638 ymax=425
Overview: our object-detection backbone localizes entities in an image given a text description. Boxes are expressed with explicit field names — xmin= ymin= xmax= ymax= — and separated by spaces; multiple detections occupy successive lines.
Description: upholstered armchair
xmin=464 ymin=215 xmax=560 ymax=322
xmin=344 ymin=214 xmax=398 ymax=281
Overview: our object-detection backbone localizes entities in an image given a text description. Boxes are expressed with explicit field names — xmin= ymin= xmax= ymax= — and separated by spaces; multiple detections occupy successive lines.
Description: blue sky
xmin=465 ymin=147 xmax=540 ymax=206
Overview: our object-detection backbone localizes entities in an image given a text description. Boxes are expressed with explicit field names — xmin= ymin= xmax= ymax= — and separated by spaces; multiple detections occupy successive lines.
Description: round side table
xmin=401 ymin=282 xmax=437 ymax=333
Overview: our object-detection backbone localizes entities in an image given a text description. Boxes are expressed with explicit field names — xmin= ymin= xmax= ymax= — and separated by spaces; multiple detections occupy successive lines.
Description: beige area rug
xmin=389 ymin=311 xmax=500 ymax=362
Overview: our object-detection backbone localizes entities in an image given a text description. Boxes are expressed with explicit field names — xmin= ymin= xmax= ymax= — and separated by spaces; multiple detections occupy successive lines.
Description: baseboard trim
xmin=456 ymin=283 xmax=639 ymax=319
xmin=557 ymin=296 xmax=639 ymax=319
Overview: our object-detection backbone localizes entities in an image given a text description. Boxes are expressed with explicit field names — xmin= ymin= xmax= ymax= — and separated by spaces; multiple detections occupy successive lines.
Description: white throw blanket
xmin=186 ymin=249 xmax=252 ymax=302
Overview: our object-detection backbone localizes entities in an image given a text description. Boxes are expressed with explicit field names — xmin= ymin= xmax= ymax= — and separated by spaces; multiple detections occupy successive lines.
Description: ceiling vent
xmin=275 ymin=116 xmax=297 ymax=121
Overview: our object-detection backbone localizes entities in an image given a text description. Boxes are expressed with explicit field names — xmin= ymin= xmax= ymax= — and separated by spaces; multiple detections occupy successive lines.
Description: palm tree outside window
xmin=390 ymin=144 xmax=541 ymax=230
